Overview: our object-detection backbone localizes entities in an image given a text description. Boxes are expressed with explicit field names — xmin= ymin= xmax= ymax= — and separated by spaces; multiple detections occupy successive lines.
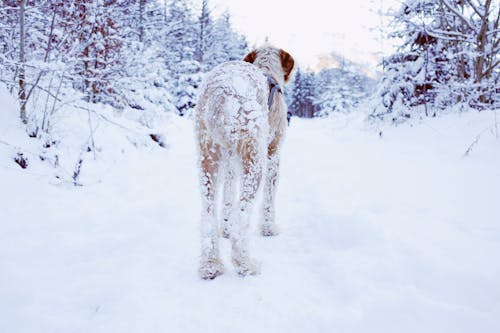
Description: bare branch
xmin=428 ymin=29 xmax=469 ymax=40
xmin=439 ymin=0 xmax=478 ymax=32
xmin=463 ymin=121 xmax=500 ymax=157
xmin=484 ymin=60 xmax=500 ymax=78
xmin=30 ymin=84 xmax=62 ymax=102
xmin=464 ymin=0 xmax=485 ymax=19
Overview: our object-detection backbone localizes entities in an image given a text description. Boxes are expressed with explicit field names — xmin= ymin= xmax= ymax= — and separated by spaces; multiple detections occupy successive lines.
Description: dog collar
xmin=265 ymin=74 xmax=283 ymax=109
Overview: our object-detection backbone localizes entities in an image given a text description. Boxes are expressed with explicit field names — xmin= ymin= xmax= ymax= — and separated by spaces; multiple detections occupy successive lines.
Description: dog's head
xmin=243 ymin=46 xmax=295 ymax=85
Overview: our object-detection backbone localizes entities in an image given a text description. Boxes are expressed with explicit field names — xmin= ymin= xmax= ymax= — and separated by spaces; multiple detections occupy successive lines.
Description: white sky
xmin=210 ymin=0 xmax=397 ymax=71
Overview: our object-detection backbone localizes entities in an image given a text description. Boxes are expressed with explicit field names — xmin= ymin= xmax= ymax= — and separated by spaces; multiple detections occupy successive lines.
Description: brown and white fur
xmin=195 ymin=46 xmax=294 ymax=279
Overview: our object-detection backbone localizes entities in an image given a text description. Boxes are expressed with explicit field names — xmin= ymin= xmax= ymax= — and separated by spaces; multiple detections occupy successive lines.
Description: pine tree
xmin=290 ymin=67 xmax=316 ymax=118
xmin=195 ymin=0 xmax=213 ymax=71
xmin=163 ymin=0 xmax=199 ymax=115
xmin=290 ymin=68 xmax=303 ymax=117
xmin=314 ymin=54 xmax=375 ymax=116
xmin=202 ymin=11 xmax=248 ymax=71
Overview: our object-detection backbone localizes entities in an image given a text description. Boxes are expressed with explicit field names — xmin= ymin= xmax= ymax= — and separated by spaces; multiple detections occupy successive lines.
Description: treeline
xmin=373 ymin=0 xmax=499 ymax=120
xmin=288 ymin=54 xmax=376 ymax=118
xmin=0 ymin=0 xmax=248 ymax=133
xmin=2 ymin=1 xmax=497 ymax=128
xmin=290 ymin=0 xmax=499 ymax=120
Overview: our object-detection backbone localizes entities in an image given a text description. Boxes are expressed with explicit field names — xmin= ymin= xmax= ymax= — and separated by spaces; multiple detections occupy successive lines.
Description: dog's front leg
xmin=261 ymin=143 xmax=281 ymax=236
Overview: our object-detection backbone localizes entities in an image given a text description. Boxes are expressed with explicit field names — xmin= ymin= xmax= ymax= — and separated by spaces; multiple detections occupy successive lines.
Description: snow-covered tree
xmin=161 ymin=0 xmax=199 ymax=115
xmin=194 ymin=0 xmax=213 ymax=71
xmin=173 ymin=59 xmax=202 ymax=115
xmin=163 ymin=0 xmax=197 ymax=64
xmin=0 ymin=0 xmax=57 ymax=123
xmin=314 ymin=53 xmax=375 ymax=116
xmin=53 ymin=0 xmax=125 ymax=105
xmin=202 ymin=11 xmax=248 ymax=71
xmin=373 ymin=0 xmax=499 ymax=120
xmin=164 ymin=2 xmax=248 ymax=115
xmin=290 ymin=67 xmax=316 ymax=118
xmin=0 ymin=0 xmax=254 ymax=129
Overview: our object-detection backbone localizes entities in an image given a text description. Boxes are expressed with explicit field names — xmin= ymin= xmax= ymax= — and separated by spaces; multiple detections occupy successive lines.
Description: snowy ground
xmin=1 ymin=107 xmax=500 ymax=332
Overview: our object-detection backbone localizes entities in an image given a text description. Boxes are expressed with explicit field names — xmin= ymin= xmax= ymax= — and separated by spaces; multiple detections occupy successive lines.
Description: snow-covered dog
xmin=195 ymin=46 xmax=295 ymax=279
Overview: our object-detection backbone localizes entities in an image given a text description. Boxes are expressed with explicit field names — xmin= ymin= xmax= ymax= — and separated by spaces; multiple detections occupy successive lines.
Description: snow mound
xmin=0 ymin=84 xmax=174 ymax=185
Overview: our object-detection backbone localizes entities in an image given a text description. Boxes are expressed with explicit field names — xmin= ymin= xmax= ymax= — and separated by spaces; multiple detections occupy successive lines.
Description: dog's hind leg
xmin=198 ymin=137 xmax=224 ymax=280
xmin=221 ymin=155 xmax=235 ymax=239
xmin=230 ymin=139 xmax=263 ymax=276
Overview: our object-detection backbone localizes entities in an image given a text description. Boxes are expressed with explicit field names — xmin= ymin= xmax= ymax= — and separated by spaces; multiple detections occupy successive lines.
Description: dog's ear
xmin=280 ymin=49 xmax=295 ymax=83
xmin=243 ymin=50 xmax=257 ymax=64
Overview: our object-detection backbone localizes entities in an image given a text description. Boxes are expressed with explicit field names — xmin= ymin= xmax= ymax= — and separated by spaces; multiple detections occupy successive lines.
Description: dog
xmin=195 ymin=46 xmax=295 ymax=279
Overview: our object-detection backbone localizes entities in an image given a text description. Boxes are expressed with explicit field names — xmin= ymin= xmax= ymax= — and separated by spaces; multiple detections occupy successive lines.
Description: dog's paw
xmin=199 ymin=258 xmax=224 ymax=280
xmin=260 ymin=224 xmax=279 ymax=237
xmin=232 ymin=257 xmax=261 ymax=277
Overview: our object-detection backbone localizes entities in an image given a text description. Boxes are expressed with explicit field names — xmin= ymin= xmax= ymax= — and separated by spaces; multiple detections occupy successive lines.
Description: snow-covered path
xmin=1 ymin=112 xmax=500 ymax=333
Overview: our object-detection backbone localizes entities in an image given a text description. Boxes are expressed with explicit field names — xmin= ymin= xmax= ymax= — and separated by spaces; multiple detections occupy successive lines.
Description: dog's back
xmin=196 ymin=61 xmax=269 ymax=150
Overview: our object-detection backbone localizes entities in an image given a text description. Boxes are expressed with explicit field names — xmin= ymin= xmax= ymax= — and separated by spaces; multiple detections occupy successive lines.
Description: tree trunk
xmin=18 ymin=0 xmax=27 ymax=124
xmin=475 ymin=0 xmax=491 ymax=103
xmin=139 ymin=0 xmax=146 ymax=43
xmin=457 ymin=0 xmax=465 ymax=83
